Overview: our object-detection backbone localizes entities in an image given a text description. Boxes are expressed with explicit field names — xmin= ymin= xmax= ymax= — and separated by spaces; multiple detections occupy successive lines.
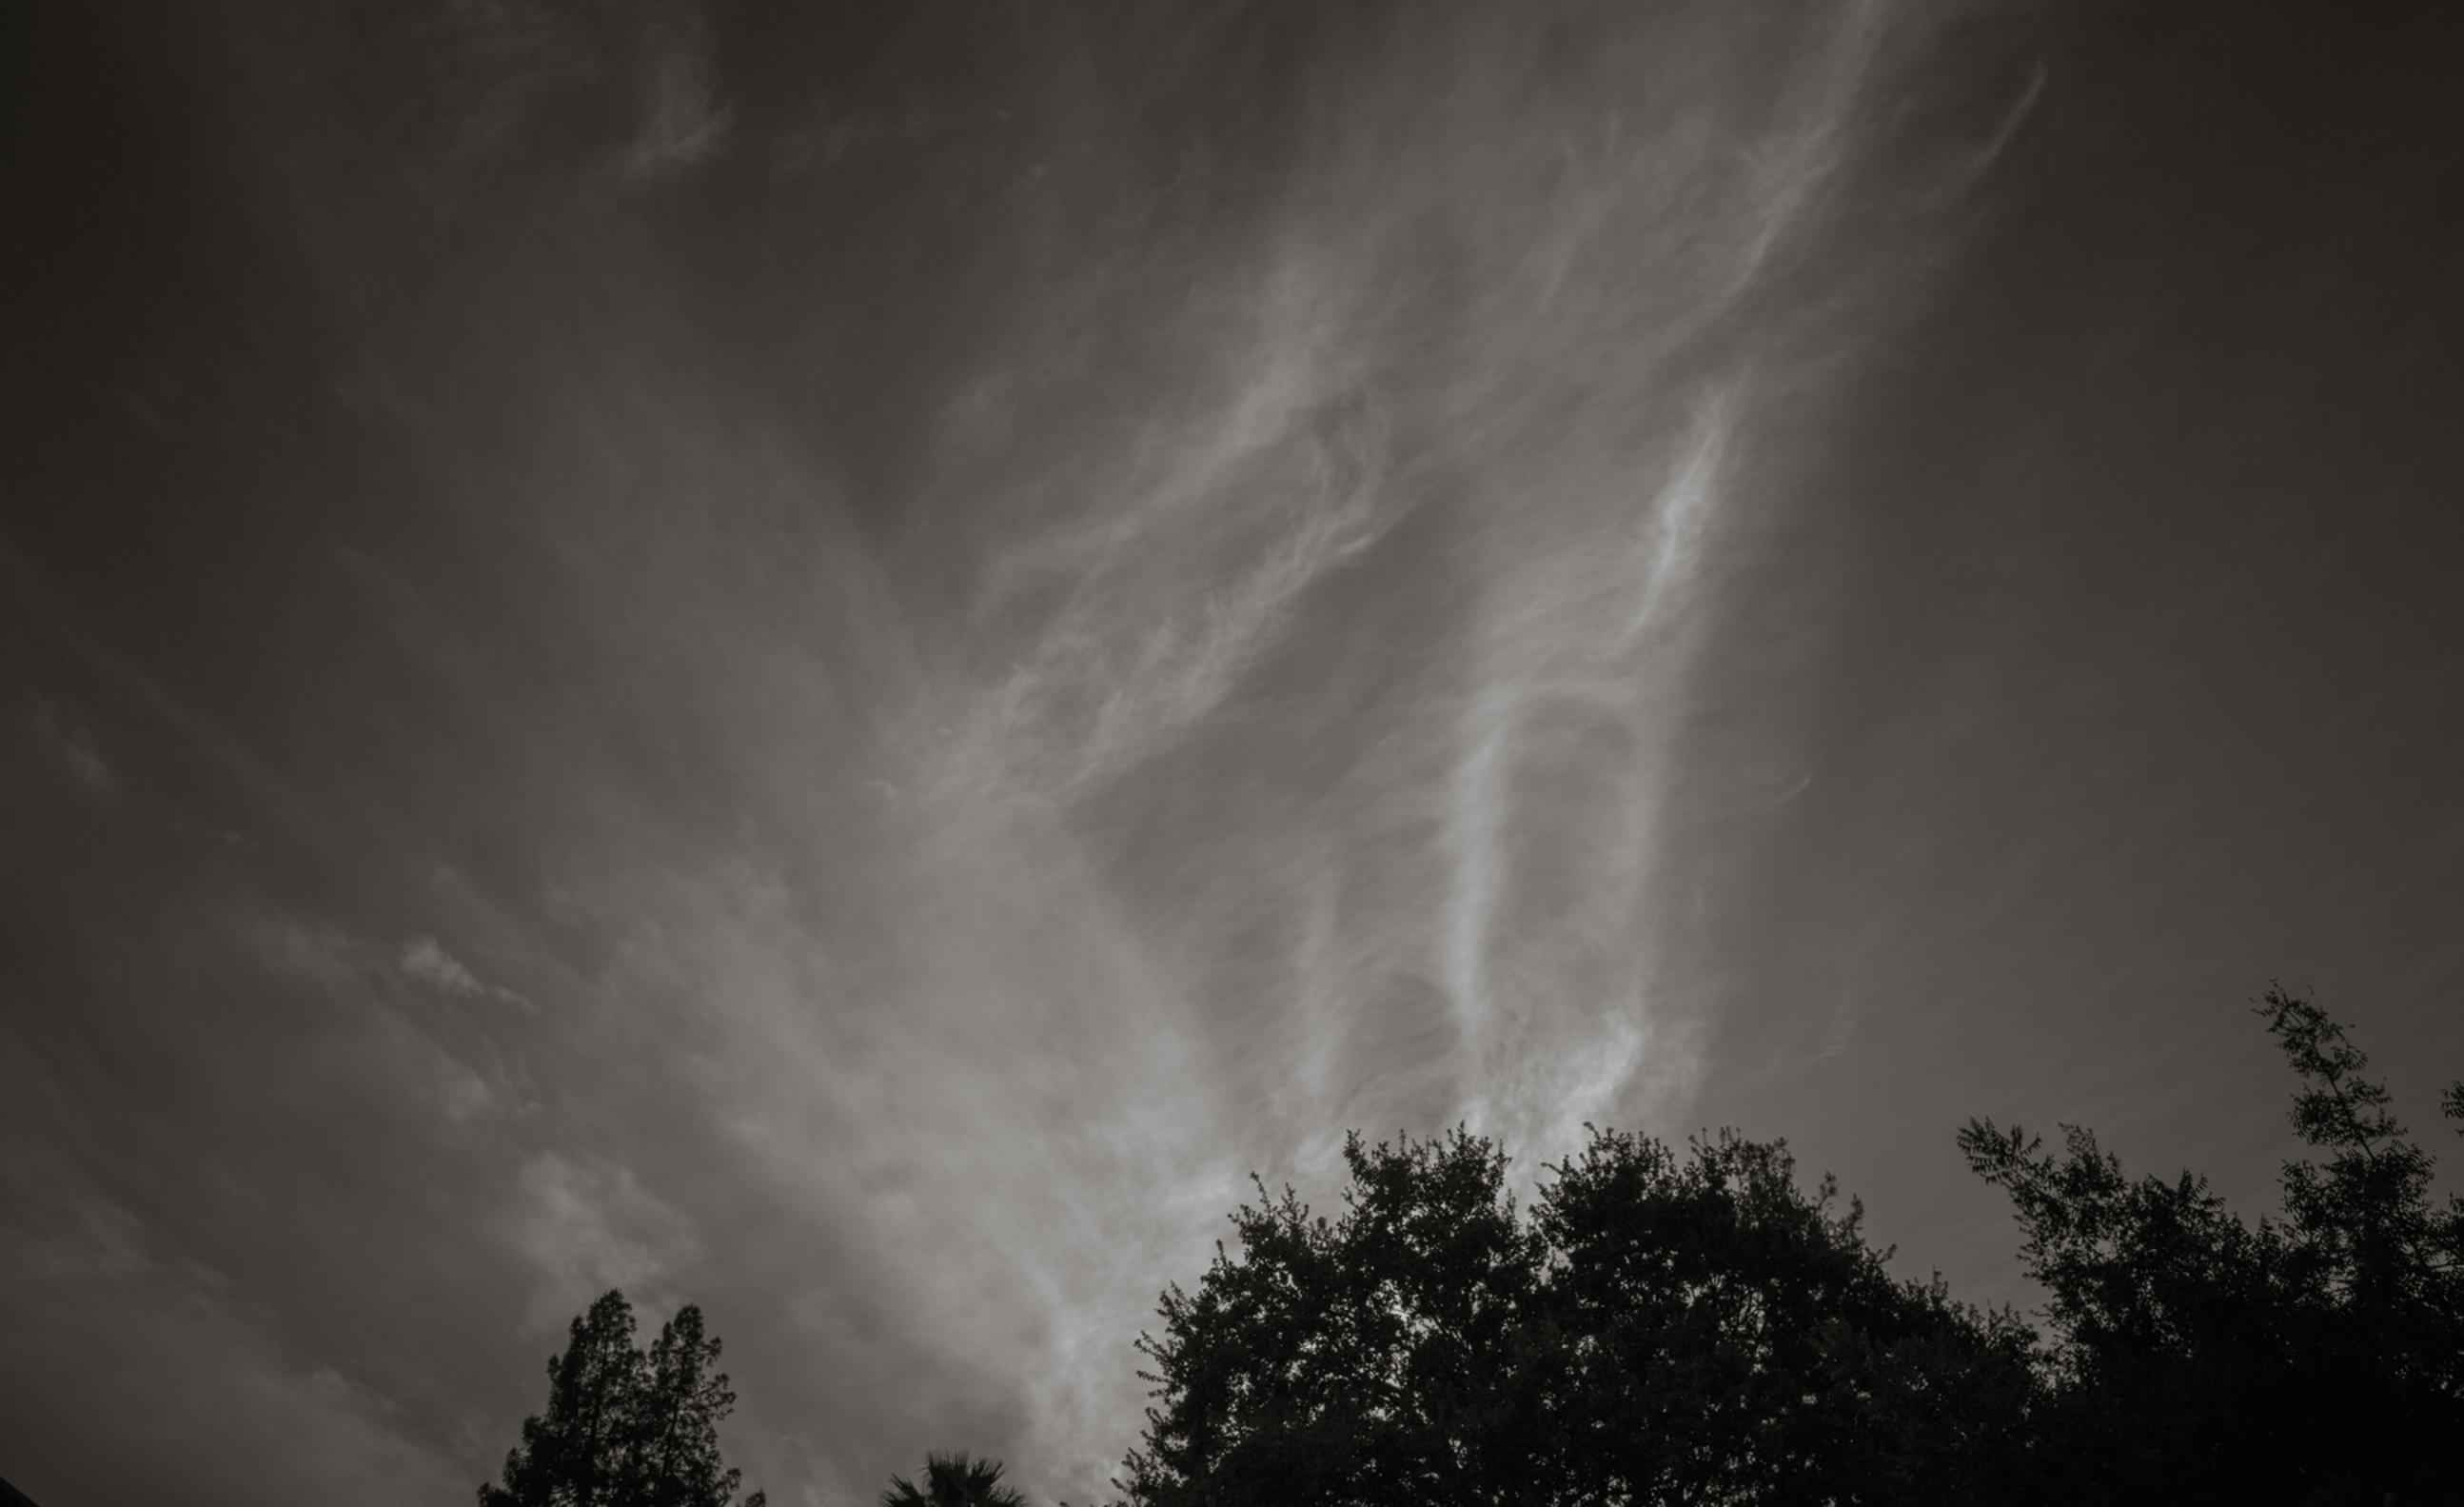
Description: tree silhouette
xmin=636 ymin=1305 xmax=762 ymax=1507
xmin=880 ymin=1451 xmax=1029 ymax=1507
xmin=1119 ymin=1124 xmax=2034 ymax=1505
xmin=482 ymin=1291 xmax=644 ymax=1507
xmin=1122 ymin=1128 xmax=1549 ymax=1507
xmin=1960 ymin=986 xmax=2464 ymax=1505
xmin=472 ymin=991 xmax=2460 ymax=1507
xmin=1537 ymin=1127 xmax=2037 ymax=1503
xmin=482 ymin=1290 xmax=765 ymax=1507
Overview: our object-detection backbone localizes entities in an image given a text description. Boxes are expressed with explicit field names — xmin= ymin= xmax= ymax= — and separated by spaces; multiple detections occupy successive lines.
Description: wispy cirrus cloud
xmin=0 ymin=4 xmax=2036 ymax=1504
xmin=614 ymin=14 xmax=732 ymax=187
xmin=546 ymin=7 xmax=1996 ymax=1493
xmin=880 ymin=2 xmax=1967 ymax=1183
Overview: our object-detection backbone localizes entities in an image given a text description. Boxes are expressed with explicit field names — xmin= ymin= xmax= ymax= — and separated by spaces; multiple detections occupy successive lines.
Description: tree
xmin=1536 ymin=1127 xmax=2037 ymax=1504
xmin=636 ymin=1304 xmax=762 ymax=1507
xmin=482 ymin=1290 xmax=765 ymax=1507
xmin=1120 ymin=1128 xmax=1547 ymax=1507
xmin=1960 ymin=987 xmax=2464 ymax=1505
xmin=881 ymin=1451 xmax=1029 ymax=1507
xmin=483 ymin=1291 xmax=646 ymax=1507
xmin=1116 ymin=989 xmax=2463 ymax=1503
xmin=1119 ymin=1125 xmax=2035 ymax=1506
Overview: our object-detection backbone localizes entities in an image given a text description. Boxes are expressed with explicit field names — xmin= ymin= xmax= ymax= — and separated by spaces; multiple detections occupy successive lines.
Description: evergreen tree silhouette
xmin=481 ymin=1290 xmax=764 ymax=1507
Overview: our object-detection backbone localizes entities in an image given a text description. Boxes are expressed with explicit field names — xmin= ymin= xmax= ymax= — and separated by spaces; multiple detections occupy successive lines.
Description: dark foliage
xmin=1119 ymin=1126 xmax=2034 ymax=1505
xmin=1961 ymin=987 xmax=2464 ymax=1505
xmin=882 ymin=1450 xmax=1031 ymax=1506
xmin=1118 ymin=989 xmax=2464 ymax=1505
xmin=1537 ymin=1128 xmax=2037 ymax=1504
xmin=482 ymin=1289 xmax=765 ymax=1507
xmin=1119 ymin=1129 xmax=1548 ymax=1506
xmin=477 ymin=992 xmax=2462 ymax=1507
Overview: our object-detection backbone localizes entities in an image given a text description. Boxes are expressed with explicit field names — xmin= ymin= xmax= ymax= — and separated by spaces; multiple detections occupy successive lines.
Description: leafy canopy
xmin=1958 ymin=986 xmax=2464 ymax=1505
xmin=1120 ymin=988 xmax=2464 ymax=1506
xmin=1120 ymin=1125 xmax=2033 ymax=1505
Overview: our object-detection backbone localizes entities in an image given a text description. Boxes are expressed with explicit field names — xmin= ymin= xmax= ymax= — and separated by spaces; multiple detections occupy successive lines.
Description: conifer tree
xmin=481 ymin=1291 xmax=763 ymax=1507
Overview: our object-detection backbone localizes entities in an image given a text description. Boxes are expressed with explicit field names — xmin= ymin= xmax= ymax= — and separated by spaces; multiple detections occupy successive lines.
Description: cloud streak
xmin=565 ymin=6 xmax=1989 ymax=1493
xmin=465 ymin=5 xmax=1991 ymax=1497
xmin=0 ymin=3 xmax=2031 ymax=1503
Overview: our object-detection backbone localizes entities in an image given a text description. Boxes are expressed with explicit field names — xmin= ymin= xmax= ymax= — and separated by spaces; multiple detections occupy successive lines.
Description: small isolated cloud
xmin=237 ymin=904 xmax=361 ymax=989
xmin=616 ymin=22 xmax=731 ymax=187
xmin=32 ymin=703 xmax=116 ymax=797
xmin=222 ymin=909 xmax=530 ymax=1126
xmin=402 ymin=934 xmax=483 ymax=995
xmin=401 ymin=935 xmax=533 ymax=1009
xmin=429 ymin=1049 xmax=507 ymax=1126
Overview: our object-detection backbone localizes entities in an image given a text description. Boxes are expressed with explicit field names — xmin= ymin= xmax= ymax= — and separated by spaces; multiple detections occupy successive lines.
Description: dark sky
xmin=7 ymin=3 xmax=2464 ymax=1503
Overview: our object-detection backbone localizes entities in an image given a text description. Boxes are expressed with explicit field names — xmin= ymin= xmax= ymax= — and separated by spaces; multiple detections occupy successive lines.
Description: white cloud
xmin=402 ymin=934 xmax=535 ymax=1010
xmin=64 ymin=7 xmax=2021 ymax=1502
xmin=402 ymin=934 xmax=486 ymax=995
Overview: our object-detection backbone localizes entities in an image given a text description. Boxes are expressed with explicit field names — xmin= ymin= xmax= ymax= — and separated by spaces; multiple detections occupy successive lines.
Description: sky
xmin=6 ymin=3 xmax=2464 ymax=1503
